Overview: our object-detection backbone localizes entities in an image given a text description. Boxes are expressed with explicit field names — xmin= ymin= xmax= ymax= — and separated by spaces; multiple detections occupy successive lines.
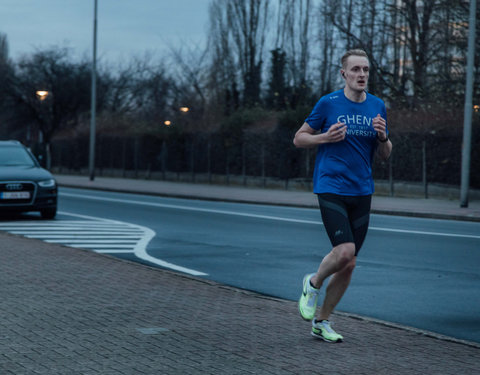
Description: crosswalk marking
xmin=44 ymin=242 xmax=137 ymax=247
xmin=24 ymin=235 xmax=143 ymax=239
xmin=0 ymin=219 xmax=147 ymax=255
xmin=0 ymin=210 xmax=208 ymax=277
xmin=95 ymin=250 xmax=138 ymax=254
xmin=67 ymin=244 xmax=136 ymax=248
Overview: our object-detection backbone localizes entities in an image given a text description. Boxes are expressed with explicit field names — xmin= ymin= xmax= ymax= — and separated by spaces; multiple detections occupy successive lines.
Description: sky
xmin=0 ymin=0 xmax=211 ymax=63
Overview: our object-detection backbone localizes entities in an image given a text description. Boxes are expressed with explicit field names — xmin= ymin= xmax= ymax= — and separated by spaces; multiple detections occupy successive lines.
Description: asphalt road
xmin=9 ymin=186 xmax=480 ymax=343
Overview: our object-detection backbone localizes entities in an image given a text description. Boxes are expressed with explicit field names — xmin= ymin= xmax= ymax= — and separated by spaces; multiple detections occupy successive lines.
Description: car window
xmin=0 ymin=146 xmax=36 ymax=167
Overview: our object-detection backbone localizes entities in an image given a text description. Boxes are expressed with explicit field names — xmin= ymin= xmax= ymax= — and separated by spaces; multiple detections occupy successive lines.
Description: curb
xmin=333 ymin=311 xmax=480 ymax=349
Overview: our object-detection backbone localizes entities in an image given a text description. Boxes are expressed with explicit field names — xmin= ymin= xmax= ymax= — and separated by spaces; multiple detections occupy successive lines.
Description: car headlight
xmin=38 ymin=179 xmax=56 ymax=188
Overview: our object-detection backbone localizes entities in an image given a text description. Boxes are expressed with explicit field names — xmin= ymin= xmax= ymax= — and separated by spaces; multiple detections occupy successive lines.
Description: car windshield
xmin=0 ymin=146 xmax=36 ymax=167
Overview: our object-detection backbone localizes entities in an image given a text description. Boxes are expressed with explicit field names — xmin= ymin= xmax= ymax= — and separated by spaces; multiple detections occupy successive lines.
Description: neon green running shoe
xmin=298 ymin=273 xmax=319 ymax=321
xmin=311 ymin=319 xmax=343 ymax=343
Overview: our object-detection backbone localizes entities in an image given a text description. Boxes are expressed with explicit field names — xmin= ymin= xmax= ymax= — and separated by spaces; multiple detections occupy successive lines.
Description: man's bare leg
xmin=305 ymin=242 xmax=356 ymax=342
xmin=318 ymin=256 xmax=356 ymax=320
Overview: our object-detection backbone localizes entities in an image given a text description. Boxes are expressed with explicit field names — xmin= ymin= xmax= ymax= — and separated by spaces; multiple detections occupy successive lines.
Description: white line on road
xmin=60 ymin=192 xmax=321 ymax=225
xmin=0 ymin=211 xmax=208 ymax=277
xmin=59 ymin=211 xmax=208 ymax=276
xmin=95 ymin=250 xmax=135 ymax=254
xmin=45 ymin=238 xmax=140 ymax=248
xmin=61 ymin=243 xmax=135 ymax=248
xmin=24 ymin=235 xmax=143 ymax=239
xmin=8 ymin=230 xmax=143 ymax=235
xmin=60 ymin=192 xmax=480 ymax=240
xmin=369 ymin=226 xmax=480 ymax=239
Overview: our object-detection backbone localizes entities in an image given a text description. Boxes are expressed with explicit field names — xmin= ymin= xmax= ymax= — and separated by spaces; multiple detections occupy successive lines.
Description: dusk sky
xmin=0 ymin=0 xmax=211 ymax=63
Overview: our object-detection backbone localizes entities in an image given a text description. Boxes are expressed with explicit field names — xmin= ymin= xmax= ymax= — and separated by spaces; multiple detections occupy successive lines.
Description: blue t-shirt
xmin=305 ymin=89 xmax=387 ymax=196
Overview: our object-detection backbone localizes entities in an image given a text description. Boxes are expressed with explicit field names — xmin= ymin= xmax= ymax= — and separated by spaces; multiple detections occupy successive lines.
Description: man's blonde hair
xmin=341 ymin=49 xmax=369 ymax=69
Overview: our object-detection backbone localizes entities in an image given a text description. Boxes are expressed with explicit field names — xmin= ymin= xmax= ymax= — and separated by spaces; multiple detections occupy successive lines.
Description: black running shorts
xmin=317 ymin=193 xmax=372 ymax=256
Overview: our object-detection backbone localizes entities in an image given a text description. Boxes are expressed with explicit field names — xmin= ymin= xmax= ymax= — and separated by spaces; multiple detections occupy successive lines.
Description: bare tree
xmin=229 ymin=0 xmax=270 ymax=106
xmin=0 ymin=33 xmax=8 ymax=63
xmin=401 ymin=0 xmax=438 ymax=99
xmin=323 ymin=0 xmax=450 ymax=102
xmin=207 ymin=0 xmax=238 ymax=114
xmin=275 ymin=0 xmax=312 ymax=106
xmin=7 ymin=48 xmax=91 ymax=168
xmin=169 ymin=45 xmax=209 ymax=108
xmin=315 ymin=0 xmax=341 ymax=95
xmin=208 ymin=0 xmax=270 ymax=107
xmin=168 ymin=44 xmax=213 ymax=138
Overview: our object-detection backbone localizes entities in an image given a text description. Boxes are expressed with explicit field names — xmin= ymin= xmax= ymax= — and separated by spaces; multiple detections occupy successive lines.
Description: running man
xmin=293 ymin=49 xmax=392 ymax=342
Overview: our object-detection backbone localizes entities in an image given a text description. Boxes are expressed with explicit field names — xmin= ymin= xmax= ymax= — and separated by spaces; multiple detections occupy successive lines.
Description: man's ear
xmin=341 ymin=71 xmax=345 ymax=79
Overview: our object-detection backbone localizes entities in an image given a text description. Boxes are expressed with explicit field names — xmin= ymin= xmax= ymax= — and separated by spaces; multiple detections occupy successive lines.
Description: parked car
xmin=0 ymin=140 xmax=57 ymax=219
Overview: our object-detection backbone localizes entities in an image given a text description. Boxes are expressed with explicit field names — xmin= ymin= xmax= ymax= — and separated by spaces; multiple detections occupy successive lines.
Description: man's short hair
xmin=341 ymin=49 xmax=369 ymax=69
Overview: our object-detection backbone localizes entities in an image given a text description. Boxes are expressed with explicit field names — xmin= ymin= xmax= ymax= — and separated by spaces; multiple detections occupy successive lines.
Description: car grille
xmin=0 ymin=181 xmax=36 ymax=205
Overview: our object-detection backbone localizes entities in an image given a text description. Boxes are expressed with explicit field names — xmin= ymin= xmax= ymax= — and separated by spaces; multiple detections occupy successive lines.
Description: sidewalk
xmin=0 ymin=174 xmax=478 ymax=374
xmin=0 ymin=233 xmax=478 ymax=375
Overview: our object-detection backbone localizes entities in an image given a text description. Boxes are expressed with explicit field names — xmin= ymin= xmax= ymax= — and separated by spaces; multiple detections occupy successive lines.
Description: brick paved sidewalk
xmin=0 ymin=233 xmax=478 ymax=375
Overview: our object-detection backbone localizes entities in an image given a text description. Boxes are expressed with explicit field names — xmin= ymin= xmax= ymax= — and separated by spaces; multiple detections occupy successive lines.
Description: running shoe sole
xmin=311 ymin=330 xmax=343 ymax=343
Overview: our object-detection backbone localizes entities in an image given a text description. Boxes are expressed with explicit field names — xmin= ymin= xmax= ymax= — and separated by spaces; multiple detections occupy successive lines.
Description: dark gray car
xmin=0 ymin=141 xmax=57 ymax=219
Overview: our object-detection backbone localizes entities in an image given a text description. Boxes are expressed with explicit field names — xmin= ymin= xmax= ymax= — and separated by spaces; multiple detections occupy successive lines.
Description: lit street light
xmin=35 ymin=90 xmax=51 ymax=168
xmin=36 ymin=90 xmax=49 ymax=101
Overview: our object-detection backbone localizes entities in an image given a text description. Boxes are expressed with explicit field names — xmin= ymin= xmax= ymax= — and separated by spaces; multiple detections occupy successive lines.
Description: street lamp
xmin=35 ymin=90 xmax=52 ymax=169
xmin=460 ymin=0 xmax=477 ymax=207
xmin=89 ymin=0 xmax=98 ymax=181
xmin=36 ymin=90 xmax=49 ymax=101
xmin=179 ymin=107 xmax=190 ymax=113
xmin=164 ymin=120 xmax=172 ymax=126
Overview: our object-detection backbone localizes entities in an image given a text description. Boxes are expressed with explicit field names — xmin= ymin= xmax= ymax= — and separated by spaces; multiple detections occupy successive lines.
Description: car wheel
xmin=40 ymin=208 xmax=57 ymax=220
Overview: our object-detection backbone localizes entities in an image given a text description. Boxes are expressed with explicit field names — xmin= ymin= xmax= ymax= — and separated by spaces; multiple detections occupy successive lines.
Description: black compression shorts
xmin=317 ymin=193 xmax=372 ymax=256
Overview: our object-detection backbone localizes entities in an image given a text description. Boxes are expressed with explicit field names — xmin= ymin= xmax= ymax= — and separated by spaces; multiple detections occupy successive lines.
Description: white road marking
xmin=0 ymin=211 xmax=208 ymax=277
xmin=10 ymin=231 xmax=142 ymax=235
xmin=64 ymin=244 xmax=135 ymax=248
xmin=96 ymin=250 xmax=136 ymax=254
xmin=60 ymin=212 xmax=208 ymax=276
xmin=26 ymin=235 xmax=143 ymax=239
xmin=60 ymin=192 xmax=320 ymax=225
xmin=369 ymin=226 xmax=480 ymax=239
xmin=60 ymin=192 xmax=480 ymax=240
xmin=46 ymin=239 xmax=137 ymax=244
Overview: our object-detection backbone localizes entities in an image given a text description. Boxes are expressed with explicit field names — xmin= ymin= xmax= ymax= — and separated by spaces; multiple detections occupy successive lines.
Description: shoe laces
xmin=305 ymin=288 xmax=318 ymax=307
xmin=306 ymin=296 xmax=316 ymax=307
xmin=306 ymin=282 xmax=319 ymax=295
xmin=319 ymin=320 xmax=335 ymax=333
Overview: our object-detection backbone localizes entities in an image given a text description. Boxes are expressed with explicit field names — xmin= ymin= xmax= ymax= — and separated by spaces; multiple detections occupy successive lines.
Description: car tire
xmin=40 ymin=208 xmax=57 ymax=220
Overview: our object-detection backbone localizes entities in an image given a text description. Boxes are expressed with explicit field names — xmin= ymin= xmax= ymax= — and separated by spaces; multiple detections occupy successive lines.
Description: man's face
xmin=342 ymin=55 xmax=369 ymax=93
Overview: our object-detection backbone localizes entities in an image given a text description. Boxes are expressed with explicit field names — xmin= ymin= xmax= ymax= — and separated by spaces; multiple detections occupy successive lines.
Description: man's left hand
xmin=372 ymin=114 xmax=387 ymax=141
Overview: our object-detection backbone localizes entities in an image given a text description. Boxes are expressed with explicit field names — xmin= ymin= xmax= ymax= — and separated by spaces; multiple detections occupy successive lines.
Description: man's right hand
xmin=325 ymin=122 xmax=347 ymax=143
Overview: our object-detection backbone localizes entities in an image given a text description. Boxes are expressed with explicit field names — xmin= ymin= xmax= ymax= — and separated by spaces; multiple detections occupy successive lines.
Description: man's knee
xmin=341 ymin=257 xmax=356 ymax=275
xmin=333 ymin=242 xmax=355 ymax=269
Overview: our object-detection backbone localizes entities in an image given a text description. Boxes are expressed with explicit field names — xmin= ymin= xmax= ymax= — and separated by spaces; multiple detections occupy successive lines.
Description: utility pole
xmin=460 ymin=0 xmax=477 ymax=207
xmin=89 ymin=0 xmax=98 ymax=181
